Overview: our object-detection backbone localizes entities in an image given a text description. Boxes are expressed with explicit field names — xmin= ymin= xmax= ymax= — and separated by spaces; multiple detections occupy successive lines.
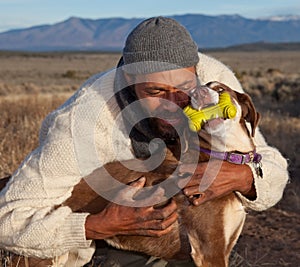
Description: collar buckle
xmin=226 ymin=152 xmax=247 ymax=165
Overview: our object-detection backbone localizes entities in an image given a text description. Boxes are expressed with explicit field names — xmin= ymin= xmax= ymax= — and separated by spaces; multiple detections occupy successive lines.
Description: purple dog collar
xmin=199 ymin=147 xmax=262 ymax=165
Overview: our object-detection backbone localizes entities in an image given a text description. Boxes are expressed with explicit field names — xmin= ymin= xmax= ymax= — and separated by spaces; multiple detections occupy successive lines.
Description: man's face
xmin=130 ymin=67 xmax=197 ymax=140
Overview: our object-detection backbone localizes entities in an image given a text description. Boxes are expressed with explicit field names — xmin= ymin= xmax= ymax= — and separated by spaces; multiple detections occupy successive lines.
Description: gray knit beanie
xmin=122 ymin=16 xmax=199 ymax=74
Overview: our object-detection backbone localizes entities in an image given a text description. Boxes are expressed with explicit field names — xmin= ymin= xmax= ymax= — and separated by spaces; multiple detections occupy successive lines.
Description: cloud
xmin=271 ymin=5 xmax=300 ymax=15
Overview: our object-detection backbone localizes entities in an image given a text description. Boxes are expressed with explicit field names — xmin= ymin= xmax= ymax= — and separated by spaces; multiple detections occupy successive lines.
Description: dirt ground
xmin=0 ymin=51 xmax=299 ymax=266
xmin=214 ymin=50 xmax=300 ymax=267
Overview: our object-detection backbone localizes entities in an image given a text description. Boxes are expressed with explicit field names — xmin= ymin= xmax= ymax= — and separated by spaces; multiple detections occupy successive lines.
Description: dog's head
xmin=183 ymin=81 xmax=260 ymax=154
xmin=203 ymin=81 xmax=260 ymax=138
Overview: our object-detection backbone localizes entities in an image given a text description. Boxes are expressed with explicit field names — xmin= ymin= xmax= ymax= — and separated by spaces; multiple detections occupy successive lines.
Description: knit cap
xmin=122 ymin=16 xmax=199 ymax=74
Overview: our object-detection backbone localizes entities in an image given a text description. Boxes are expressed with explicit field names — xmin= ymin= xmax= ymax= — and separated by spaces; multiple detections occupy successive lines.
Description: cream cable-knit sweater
xmin=0 ymin=53 xmax=289 ymax=266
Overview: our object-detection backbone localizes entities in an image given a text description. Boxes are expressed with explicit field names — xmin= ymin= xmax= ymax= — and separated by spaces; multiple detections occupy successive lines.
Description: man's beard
xmin=148 ymin=113 xmax=187 ymax=142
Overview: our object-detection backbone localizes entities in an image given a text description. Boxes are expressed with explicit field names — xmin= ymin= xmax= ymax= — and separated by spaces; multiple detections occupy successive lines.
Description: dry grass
xmin=0 ymin=51 xmax=299 ymax=266
xmin=260 ymin=112 xmax=300 ymax=163
xmin=207 ymin=50 xmax=300 ymax=74
xmin=0 ymin=52 xmax=121 ymax=96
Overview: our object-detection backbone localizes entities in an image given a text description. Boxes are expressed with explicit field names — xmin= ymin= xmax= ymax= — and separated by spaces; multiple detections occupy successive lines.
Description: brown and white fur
xmin=65 ymin=81 xmax=260 ymax=266
xmin=0 ymin=82 xmax=260 ymax=266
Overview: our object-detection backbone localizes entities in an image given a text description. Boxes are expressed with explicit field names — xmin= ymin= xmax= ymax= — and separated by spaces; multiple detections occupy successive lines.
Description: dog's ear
xmin=182 ymin=128 xmax=190 ymax=154
xmin=236 ymin=92 xmax=260 ymax=137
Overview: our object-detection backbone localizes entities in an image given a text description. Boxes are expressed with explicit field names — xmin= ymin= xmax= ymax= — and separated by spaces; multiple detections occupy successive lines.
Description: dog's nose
xmin=190 ymin=86 xmax=219 ymax=110
xmin=198 ymin=86 xmax=210 ymax=98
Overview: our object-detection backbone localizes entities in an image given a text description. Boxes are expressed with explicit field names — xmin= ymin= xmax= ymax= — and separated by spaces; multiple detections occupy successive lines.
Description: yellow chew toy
xmin=183 ymin=92 xmax=237 ymax=131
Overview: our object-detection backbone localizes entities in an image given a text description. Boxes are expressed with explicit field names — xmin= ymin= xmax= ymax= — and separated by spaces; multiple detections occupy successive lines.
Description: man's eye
xmin=145 ymin=89 xmax=163 ymax=95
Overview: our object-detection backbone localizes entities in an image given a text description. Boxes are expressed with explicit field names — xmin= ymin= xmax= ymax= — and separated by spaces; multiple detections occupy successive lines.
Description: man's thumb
xmin=129 ymin=176 xmax=146 ymax=188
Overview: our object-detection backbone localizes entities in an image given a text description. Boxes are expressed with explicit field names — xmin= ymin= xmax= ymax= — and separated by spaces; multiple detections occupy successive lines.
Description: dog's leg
xmin=223 ymin=196 xmax=246 ymax=264
xmin=187 ymin=230 xmax=204 ymax=267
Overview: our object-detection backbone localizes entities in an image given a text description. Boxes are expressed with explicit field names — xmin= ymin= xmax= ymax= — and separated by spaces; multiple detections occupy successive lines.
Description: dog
xmin=0 ymin=81 xmax=261 ymax=266
xmin=65 ymin=81 xmax=261 ymax=266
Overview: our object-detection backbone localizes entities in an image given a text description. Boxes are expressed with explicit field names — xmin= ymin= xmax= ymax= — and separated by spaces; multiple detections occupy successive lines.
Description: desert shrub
xmin=272 ymin=78 xmax=300 ymax=102
xmin=62 ymin=70 xmax=77 ymax=79
xmin=266 ymin=68 xmax=283 ymax=76
xmin=234 ymin=70 xmax=247 ymax=80
xmin=259 ymin=111 xmax=300 ymax=165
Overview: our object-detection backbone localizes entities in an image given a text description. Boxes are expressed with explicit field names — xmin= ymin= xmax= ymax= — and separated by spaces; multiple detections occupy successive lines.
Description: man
xmin=0 ymin=17 xmax=288 ymax=266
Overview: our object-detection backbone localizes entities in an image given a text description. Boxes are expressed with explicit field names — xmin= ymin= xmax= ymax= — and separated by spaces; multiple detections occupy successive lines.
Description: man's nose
xmin=160 ymin=90 xmax=190 ymax=111
xmin=160 ymin=91 xmax=180 ymax=112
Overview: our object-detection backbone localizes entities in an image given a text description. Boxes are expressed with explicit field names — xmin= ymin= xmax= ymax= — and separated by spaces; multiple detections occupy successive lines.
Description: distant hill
xmin=205 ymin=42 xmax=300 ymax=52
xmin=0 ymin=14 xmax=299 ymax=51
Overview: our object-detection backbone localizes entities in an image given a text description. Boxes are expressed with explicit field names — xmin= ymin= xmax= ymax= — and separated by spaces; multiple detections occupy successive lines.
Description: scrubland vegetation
xmin=0 ymin=51 xmax=299 ymax=266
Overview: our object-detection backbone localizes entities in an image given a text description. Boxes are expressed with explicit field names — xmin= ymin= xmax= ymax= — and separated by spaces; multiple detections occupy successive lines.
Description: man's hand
xmin=85 ymin=177 xmax=178 ymax=240
xmin=178 ymin=160 xmax=256 ymax=205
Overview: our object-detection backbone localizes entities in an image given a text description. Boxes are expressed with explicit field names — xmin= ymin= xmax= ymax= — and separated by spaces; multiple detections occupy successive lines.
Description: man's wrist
xmin=238 ymin=164 xmax=257 ymax=200
xmin=85 ymin=213 xmax=111 ymax=240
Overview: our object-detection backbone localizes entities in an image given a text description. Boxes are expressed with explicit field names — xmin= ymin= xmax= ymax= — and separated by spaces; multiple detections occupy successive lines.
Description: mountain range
xmin=0 ymin=14 xmax=299 ymax=51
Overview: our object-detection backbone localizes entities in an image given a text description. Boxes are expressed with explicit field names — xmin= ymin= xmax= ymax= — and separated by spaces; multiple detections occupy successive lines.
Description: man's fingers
xmin=124 ymin=211 xmax=178 ymax=237
xmin=183 ymin=185 xmax=201 ymax=196
xmin=161 ymin=211 xmax=178 ymax=229
xmin=178 ymin=163 xmax=205 ymax=174
xmin=151 ymin=199 xmax=177 ymax=220
xmin=131 ymin=225 xmax=175 ymax=237
xmin=181 ymin=185 xmax=209 ymax=206
xmin=178 ymin=172 xmax=205 ymax=190
xmin=137 ymin=186 xmax=166 ymax=206
xmin=129 ymin=176 xmax=146 ymax=188
xmin=177 ymin=163 xmax=204 ymax=188
xmin=135 ymin=199 xmax=178 ymax=228
xmin=177 ymin=175 xmax=192 ymax=189
xmin=130 ymin=186 xmax=167 ymax=207
xmin=178 ymin=164 xmax=194 ymax=174
xmin=191 ymin=194 xmax=206 ymax=206
xmin=143 ymin=211 xmax=178 ymax=230
xmin=114 ymin=176 xmax=146 ymax=204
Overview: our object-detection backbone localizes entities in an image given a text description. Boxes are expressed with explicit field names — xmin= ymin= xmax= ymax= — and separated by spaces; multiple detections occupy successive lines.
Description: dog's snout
xmin=198 ymin=86 xmax=210 ymax=98
xmin=190 ymin=86 xmax=219 ymax=110
xmin=190 ymin=86 xmax=209 ymax=99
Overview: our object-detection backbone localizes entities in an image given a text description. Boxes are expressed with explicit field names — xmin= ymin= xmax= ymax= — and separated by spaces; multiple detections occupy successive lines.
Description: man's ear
xmin=236 ymin=92 xmax=261 ymax=137
xmin=116 ymin=56 xmax=135 ymax=85
xmin=123 ymin=71 xmax=135 ymax=85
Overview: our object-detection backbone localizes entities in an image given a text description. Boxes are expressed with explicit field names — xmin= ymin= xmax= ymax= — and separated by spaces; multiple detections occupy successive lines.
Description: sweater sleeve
xmin=196 ymin=52 xmax=289 ymax=211
xmin=236 ymin=129 xmax=289 ymax=211
xmin=0 ymin=101 xmax=92 ymax=259
xmin=0 ymin=72 xmax=133 ymax=261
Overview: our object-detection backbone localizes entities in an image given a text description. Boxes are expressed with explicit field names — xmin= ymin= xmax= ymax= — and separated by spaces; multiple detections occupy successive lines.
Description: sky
xmin=0 ymin=0 xmax=300 ymax=33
